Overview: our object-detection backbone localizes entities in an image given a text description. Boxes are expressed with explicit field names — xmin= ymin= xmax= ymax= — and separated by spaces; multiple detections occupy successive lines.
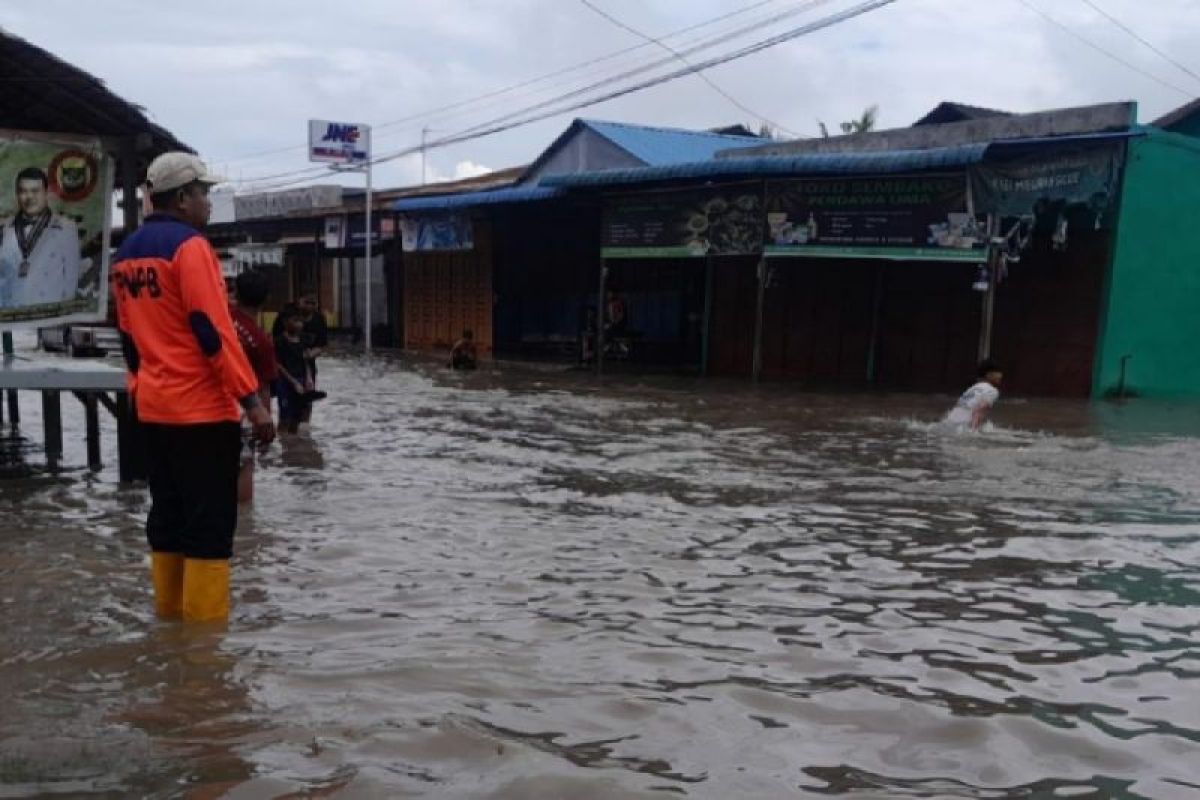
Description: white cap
xmin=146 ymin=152 xmax=225 ymax=194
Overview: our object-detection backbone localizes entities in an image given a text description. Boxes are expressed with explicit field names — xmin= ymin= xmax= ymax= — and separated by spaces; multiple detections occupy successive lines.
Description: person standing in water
xmin=945 ymin=359 xmax=1003 ymax=431
xmin=111 ymin=152 xmax=274 ymax=623
xmin=230 ymin=270 xmax=278 ymax=503
xmin=274 ymin=309 xmax=314 ymax=434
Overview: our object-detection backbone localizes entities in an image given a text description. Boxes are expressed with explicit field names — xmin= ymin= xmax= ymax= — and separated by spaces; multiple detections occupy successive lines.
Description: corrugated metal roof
xmin=540 ymin=143 xmax=990 ymax=188
xmin=394 ymin=185 xmax=562 ymax=212
xmin=0 ymin=27 xmax=189 ymax=177
xmin=580 ymin=119 xmax=764 ymax=166
xmin=541 ymin=132 xmax=1142 ymax=189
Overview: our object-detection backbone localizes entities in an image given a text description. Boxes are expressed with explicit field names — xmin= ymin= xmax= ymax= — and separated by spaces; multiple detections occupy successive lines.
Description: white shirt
xmin=945 ymin=381 xmax=1000 ymax=427
xmin=0 ymin=214 xmax=82 ymax=308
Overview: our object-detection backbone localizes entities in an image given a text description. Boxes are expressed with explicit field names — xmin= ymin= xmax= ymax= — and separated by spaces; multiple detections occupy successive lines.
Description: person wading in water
xmin=111 ymin=152 xmax=274 ymax=623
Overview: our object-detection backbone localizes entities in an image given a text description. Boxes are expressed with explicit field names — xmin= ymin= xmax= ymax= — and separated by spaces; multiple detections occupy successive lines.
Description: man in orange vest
xmin=111 ymin=152 xmax=275 ymax=623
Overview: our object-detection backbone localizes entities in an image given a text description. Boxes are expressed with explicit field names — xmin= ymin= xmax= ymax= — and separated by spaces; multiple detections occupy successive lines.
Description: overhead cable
xmin=578 ymin=0 xmax=801 ymax=137
xmin=236 ymin=0 xmax=898 ymax=190
xmin=1016 ymin=0 xmax=1192 ymax=97
xmin=213 ymin=0 xmax=785 ymax=167
xmin=1077 ymin=0 xmax=1200 ymax=87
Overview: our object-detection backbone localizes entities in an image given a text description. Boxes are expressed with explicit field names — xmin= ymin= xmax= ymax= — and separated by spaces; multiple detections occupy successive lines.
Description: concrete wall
xmin=1093 ymin=131 xmax=1200 ymax=397
xmin=720 ymin=102 xmax=1137 ymax=159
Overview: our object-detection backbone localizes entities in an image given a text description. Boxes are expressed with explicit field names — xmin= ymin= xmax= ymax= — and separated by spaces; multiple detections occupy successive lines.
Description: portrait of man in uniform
xmin=0 ymin=166 xmax=82 ymax=308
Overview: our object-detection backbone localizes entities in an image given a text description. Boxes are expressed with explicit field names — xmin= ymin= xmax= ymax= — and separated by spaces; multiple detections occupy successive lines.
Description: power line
xmin=1077 ymin=0 xmax=1200 ymax=87
xmin=236 ymin=0 xmax=898 ymax=191
xmin=211 ymin=0 xmax=785 ymax=167
xmin=1015 ymin=0 xmax=1192 ymax=97
xmin=228 ymin=0 xmax=842 ymax=181
xmin=230 ymin=0 xmax=829 ymax=188
xmin=453 ymin=0 xmax=842 ymax=139
xmin=377 ymin=0 xmax=899 ymax=165
xmin=578 ymin=0 xmax=802 ymax=137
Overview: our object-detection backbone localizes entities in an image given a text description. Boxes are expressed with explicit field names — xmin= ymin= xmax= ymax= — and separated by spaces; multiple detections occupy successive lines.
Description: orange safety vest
xmin=111 ymin=214 xmax=258 ymax=424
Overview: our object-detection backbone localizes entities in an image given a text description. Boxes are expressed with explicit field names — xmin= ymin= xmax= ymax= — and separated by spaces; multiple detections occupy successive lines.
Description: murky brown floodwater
xmin=2 ymin=344 xmax=1200 ymax=799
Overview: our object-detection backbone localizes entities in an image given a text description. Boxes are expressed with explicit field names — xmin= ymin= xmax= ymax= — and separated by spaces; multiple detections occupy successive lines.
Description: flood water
xmin=2 ymin=347 xmax=1200 ymax=798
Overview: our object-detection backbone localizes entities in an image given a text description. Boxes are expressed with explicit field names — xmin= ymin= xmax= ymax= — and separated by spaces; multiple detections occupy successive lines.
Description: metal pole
xmin=751 ymin=255 xmax=767 ymax=382
xmin=596 ymin=260 xmax=608 ymax=376
xmin=364 ymin=157 xmax=373 ymax=354
xmin=751 ymin=180 xmax=770 ymax=383
xmin=978 ymin=214 xmax=999 ymax=362
xmin=421 ymin=127 xmax=429 ymax=186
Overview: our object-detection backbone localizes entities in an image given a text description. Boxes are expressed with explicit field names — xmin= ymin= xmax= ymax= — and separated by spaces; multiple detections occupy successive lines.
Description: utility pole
xmin=421 ymin=126 xmax=430 ymax=186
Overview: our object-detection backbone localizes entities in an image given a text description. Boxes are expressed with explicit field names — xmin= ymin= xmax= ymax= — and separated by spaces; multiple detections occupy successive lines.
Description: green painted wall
xmin=1093 ymin=131 xmax=1200 ymax=397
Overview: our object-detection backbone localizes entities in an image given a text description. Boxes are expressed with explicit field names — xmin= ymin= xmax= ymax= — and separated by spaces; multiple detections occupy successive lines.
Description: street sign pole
xmin=309 ymin=118 xmax=373 ymax=354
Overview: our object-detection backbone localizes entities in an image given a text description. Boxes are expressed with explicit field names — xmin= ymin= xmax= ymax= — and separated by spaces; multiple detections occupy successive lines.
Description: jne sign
xmin=308 ymin=119 xmax=371 ymax=164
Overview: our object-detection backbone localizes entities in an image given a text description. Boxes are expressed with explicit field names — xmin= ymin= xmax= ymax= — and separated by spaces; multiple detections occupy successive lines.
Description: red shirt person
xmin=230 ymin=269 xmax=278 ymax=503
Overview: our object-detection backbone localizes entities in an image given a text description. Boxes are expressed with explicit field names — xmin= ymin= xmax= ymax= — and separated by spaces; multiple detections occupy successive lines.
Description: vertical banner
xmin=323 ymin=215 xmax=346 ymax=250
xmin=0 ymin=129 xmax=113 ymax=327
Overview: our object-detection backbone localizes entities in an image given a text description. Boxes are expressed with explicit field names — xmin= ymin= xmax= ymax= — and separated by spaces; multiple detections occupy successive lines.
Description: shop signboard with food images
xmin=763 ymin=174 xmax=986 ymax=263
xmin=601 ymin=186 xmax=762 ymax=258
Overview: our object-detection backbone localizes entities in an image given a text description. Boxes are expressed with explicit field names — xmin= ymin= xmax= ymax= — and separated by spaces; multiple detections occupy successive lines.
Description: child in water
xmin=945 ymin=359 xmax=1003 ymax=431
xmin=449 ymin=329 xmax=478 ymax=370
xmin=274 ymin=310 xmax=313 ymax=433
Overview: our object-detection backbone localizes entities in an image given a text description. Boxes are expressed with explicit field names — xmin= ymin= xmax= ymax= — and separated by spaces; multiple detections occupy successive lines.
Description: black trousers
xmin=143 ymin=421 xmax=241 ymax=560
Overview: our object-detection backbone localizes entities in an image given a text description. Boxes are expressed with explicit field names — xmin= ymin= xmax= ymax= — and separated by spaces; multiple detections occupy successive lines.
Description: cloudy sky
xmin=6 ymin=0 xmax=1198 ymax=193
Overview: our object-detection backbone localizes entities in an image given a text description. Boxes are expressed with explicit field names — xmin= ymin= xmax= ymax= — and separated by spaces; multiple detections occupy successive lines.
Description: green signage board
xmin=763 ymin=174 xmax=986 ymax=261
xmin=602 ymin=186 xmax=762 ymax=259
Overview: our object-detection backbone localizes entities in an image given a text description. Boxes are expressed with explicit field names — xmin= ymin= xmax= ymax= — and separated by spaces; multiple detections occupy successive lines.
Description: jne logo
xmin=322 ymin=123 xmax=361 ymax=144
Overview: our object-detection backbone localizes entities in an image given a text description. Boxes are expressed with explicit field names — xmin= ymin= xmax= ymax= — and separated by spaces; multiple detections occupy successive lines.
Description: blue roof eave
xmin=540 ymin=132 xmax=1142 ymax=189
xmin=394 ymin=185 xmax=562 ymax=212
xmin=539 ymin=143 xmax=990 ymax=188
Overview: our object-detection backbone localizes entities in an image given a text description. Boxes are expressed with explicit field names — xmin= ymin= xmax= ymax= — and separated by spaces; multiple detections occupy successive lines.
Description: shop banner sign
xmin=400 ymin=213 xmax=473 ymax=252
xmin=323 ymin=215 xmax=345 ymax=249
xmin=970 ymin=142 xmax=1124 ymax=228
xmin=0 ymin=130 xmax=113 ymax=327
xmin=601 ymin=187 xmax=762 ymax=258
xmin=764 ymin=174 xmax=986 ymax=262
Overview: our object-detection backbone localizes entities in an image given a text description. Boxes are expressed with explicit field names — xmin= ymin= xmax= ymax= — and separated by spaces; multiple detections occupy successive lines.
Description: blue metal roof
xmin=540 ymin=143 xmax=991 ymax=188
xmin=580 ymin=119 xmax=764 ymax=166
xmin=540 ymin=131 xmax=1141 ymax=189
xmin=394 ymin=185 xmax=561 ymax=212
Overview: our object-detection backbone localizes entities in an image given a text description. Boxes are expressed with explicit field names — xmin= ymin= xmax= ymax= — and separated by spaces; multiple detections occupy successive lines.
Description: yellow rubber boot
xmin=150 ymin=552 xmax=185 ymax=619
xmin=182 ymin=558 xmax=231 ymax=623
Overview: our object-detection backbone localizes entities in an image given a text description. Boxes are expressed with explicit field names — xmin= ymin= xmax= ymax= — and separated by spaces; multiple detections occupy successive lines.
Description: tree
xmin=818 ymin=105 xmax=879 ymax=137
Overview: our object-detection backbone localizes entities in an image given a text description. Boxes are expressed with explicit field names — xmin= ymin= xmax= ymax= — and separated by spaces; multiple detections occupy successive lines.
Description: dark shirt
xmin=274 ymin=334 xmax=307 ymax=385
xmin=449 ymin=338 xmax=477 ymax=370
xmin=272 ymin=304 xmax=329 ymax=349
